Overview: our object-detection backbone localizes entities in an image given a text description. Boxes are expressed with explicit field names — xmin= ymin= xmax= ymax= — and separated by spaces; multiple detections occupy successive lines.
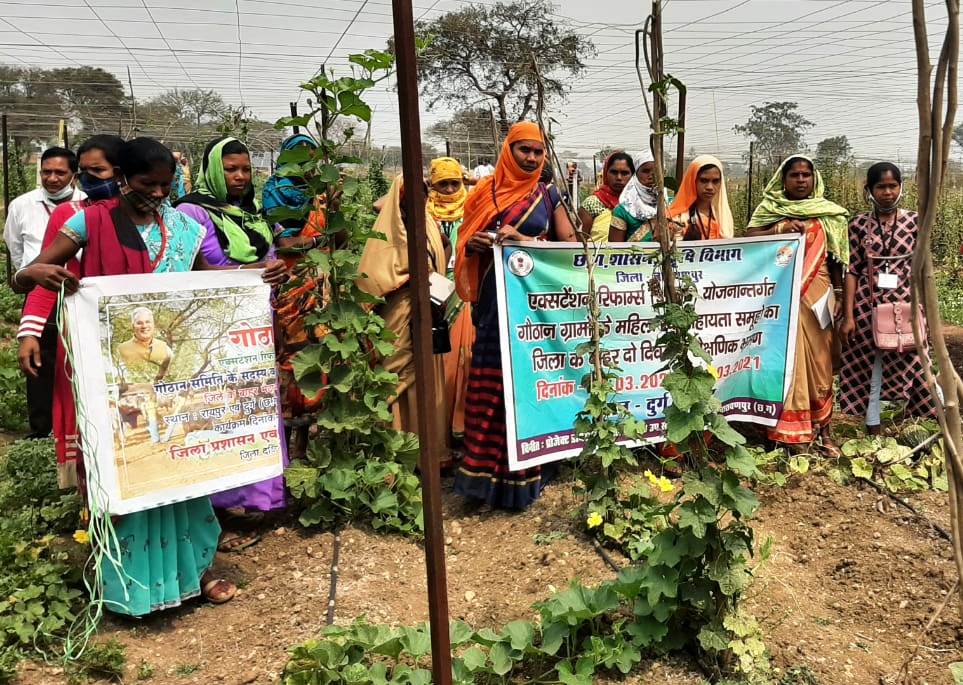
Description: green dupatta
xmin=747 ymin=154 xmax=850 ymax=264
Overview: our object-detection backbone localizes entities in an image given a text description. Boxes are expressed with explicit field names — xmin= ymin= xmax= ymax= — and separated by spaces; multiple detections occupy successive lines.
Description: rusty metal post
xmin=2 ymin=113 xmax=11 ymax=287
xmin=390 ymin=0 xmax=453 ymax=683
xmin=675 ymin=88 xmax=686 ymax=182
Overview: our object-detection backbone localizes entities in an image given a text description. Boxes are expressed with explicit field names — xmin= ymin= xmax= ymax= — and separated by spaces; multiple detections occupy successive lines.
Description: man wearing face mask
xmin=4 ymin=147 xmax=84 ymax=274
xmin=15 ymin=136 xmax=123 ymax=441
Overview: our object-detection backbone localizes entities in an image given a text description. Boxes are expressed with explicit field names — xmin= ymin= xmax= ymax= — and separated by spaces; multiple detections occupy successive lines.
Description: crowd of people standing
xmin=2 ymin=121 xmax=936 ymax=619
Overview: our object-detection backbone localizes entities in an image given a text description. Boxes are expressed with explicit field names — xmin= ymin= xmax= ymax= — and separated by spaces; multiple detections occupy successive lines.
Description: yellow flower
xmin=586 ymin=511 xmax=603 ymax=529
xmin=707 ymin=364 xmax=720 ymax=381
xmin=643 ymin=469 xmax=656 ymax=482
xmin=72 ymin=529 xmax=90 ymax=545
xmin=655 ymin=476 xmax=674 ymax=493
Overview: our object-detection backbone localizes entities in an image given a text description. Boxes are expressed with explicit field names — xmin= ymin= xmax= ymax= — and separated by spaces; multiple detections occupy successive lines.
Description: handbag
xmin=866 ymin=250 xmax=922 ymax=353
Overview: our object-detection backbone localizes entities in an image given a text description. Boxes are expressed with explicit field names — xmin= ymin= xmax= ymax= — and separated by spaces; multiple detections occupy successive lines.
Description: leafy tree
xmin=427 ymin=107 xmax=498 ymax=166
xmin=42 ymin=67 xmax=128 ymax=134
xmin=148 ymin=88 xmax=227 ymax=128
xmin=733 ymin=101 xmax=815 ymax=171
xmin=402 ymin=0 xmax=595 ymax=133
xmin=814 ymin=135 xmax=854 ymax=171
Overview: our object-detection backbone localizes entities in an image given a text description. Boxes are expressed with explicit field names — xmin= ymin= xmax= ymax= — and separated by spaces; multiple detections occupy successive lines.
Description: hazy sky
xmin=0 ymin=0 xmax=954 ymax=166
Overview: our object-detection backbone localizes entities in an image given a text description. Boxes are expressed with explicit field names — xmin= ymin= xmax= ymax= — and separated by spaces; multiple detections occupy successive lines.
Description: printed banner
xmin=495 ymin=236 xmax=804 ymax=471
xmin=64 ymin=270 xmax=284 ymax=515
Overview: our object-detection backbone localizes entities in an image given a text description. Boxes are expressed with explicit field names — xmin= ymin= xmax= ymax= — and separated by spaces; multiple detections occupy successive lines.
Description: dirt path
xmin=15 ymin=472 xmax=962 ymax=685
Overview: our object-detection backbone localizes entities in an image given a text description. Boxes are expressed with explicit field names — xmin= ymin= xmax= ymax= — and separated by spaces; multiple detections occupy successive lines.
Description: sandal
xmin=201 ymin=575 xmax=236 ymax=605
xmin=217 ymin=531 xmax=262 ymax=553
xmin=818 ymin=434 xmax=842 ymax=459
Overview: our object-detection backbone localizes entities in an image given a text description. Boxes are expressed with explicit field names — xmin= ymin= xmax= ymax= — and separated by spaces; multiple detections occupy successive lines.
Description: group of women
xmin=444 ymin=122 xmax=935 ymax=511
xmin=9 ymin=120 xmax=937 ymax=619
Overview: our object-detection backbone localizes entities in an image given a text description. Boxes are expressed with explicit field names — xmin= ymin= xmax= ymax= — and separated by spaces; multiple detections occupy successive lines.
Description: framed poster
xmin=64 ymin=270 xmax=284 ymax=514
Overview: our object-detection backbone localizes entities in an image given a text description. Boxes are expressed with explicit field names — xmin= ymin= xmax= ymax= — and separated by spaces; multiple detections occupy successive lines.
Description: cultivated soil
xmin=13 ymin=471 xmax=963 ymax=685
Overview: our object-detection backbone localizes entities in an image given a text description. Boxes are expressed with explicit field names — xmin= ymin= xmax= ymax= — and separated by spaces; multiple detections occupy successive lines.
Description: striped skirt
xmin=453 ymin=322 xmax=548 ymax=510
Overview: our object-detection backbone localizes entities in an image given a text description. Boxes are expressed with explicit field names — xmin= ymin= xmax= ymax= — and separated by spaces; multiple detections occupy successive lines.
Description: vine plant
xmin=274 ymin=51 xmax=424 ymax=536
xmin=572 ymin=66 xmax=771 ymax=680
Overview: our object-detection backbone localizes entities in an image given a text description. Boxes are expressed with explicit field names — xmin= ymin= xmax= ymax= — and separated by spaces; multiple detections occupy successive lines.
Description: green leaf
xmin=399 ymin=625 xmax=431 ymax=657
xmin=665 ymin=404 xmax=704 ymax=444
xmin=726 ymin=446 xmax=761 ymax=479
xmin=662 ymin=371 xmax=714 ymax=412
xmin=697 ymin=624 xmax=729 ymax=652
xmin=708 ymin=414 xmax=746 ymax=447
xmin=449 ymin=620 xmax=473 ymax=646
xmin=317 ymin=164 xmax=341 ymax=183
xmin=788 ymin=455 xmax=810 ymax=474
xmin=850 ymin=457 xmax=873 ymax=479
xmin=642 ymin=564 xmax=679 ymax=605
xmin=503 ymin=620 xmax=534 ymax=651
xmin=949 ymin=662 xmax=963 ymax=684
xmin=556 ymin=658 xmax=594 ymax=685
xmin=675 ymin=499 xmax=718 ymax=539
xmin=488 ymin=641 xmax=512 ymax=676
xmin=721 ymin=471 xmax=759 ymax=517
xmin=460 ymin=646 xmax=486 ymax=672
xmin=682 ymin=469 xmax=721 ymax=506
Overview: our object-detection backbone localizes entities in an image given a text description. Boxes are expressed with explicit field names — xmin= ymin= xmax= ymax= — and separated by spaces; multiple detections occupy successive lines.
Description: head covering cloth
xmin=748 ymin=154 xmax=850 ymax=263
xmin=592 ymin=152 xmax=625 ymax=210
xmin=262 ymin=134 xmax=319 ymax=222
xmin=667 ymin=154 xmax=734 ymax=239
xmin=617 ymin=148 xmax=659 ymax=224
xmin=455 ymin=121 xmax=544 ymax=302
xmin=175 ymin=136 xmax=273 ymax=263
xmin=426 ymin=157 xmax=468 ymax=223
xmin=358 ymin=174 xmax=446 ymax=298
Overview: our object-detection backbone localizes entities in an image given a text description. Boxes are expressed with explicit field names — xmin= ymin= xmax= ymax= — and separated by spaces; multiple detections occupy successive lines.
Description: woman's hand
xmin=18 ymin=336 xmax=42 ymax=378
xmin=466 ymin=231 xmax=495 ymax=255
xmin=838 ymin=315 xmax=856 ymax=349
xmin=495 ymin=224 xmax=530 ymax=244
xmin=23 ymin=263 xmax=79 ymax=294
xmin=261 ymin=259 xmax=289 ymax=286
xmin=784 ymin=219 xmax=807 ymax=234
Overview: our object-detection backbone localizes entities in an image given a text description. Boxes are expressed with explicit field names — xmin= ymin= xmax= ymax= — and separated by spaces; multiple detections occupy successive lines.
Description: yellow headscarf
xmin=358 ymin=174 xmax=446 ymax=299
xmin=426 ymin=157 xmax=468 ymax=223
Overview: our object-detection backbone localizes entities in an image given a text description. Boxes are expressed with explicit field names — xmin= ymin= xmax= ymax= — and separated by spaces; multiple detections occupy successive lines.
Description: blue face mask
xmin=79 ymin=172 xmax=120 ymax=201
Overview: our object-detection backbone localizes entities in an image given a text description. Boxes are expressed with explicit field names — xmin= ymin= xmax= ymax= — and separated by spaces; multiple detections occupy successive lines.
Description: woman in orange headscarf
xmin=453 ymin=121 xmax=577 ymax=510
xmin=666 ymin=154 xmax=734 ymax=241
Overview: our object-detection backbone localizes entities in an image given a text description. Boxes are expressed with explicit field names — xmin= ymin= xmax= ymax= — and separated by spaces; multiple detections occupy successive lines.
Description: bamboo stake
xmin=910 ymin=0 xmax=963 ymax=613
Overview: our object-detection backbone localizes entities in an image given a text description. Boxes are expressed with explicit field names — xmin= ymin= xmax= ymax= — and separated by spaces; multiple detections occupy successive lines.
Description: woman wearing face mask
xmin=838 ymin=163 xmax=935 ymax=433
xmin=608 ymin=150 xmax=658 ymax=242
xmin=426 ymin=157 xmax=474 ymax=441
xmin=15 ymin=137 xmax=286 ymax=615
xmin=578 ymin=152 xmax=634 ymax=242
xmin=666 ymin=156 xmax=734 ymax=241
xmin=747 ymin=155 xmax=849 ymax=455
xmin=453 ymin=121 xmax=577 ymax=510
xmin=17 ymin=134 xmax=125 ymax=485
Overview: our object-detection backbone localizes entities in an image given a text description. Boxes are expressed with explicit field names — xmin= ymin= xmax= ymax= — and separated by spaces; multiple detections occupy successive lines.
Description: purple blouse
xmin=176 ymin=203 xmax=275 ymax=267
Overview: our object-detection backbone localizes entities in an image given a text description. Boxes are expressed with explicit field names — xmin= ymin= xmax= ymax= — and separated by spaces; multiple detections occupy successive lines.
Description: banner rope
xmin=56 ymin=284 xmax=142 ymax=661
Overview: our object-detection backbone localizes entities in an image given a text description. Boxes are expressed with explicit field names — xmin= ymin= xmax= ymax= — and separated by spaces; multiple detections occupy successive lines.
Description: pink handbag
xmin=867 ymin=253 xmax=923 ymax=353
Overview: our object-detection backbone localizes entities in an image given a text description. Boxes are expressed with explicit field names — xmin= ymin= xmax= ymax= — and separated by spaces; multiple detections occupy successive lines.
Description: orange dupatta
xmin=454 ymin=121 xmax=544 ymax=302
xmin=667 ymin=154 xmax=734 ymax=239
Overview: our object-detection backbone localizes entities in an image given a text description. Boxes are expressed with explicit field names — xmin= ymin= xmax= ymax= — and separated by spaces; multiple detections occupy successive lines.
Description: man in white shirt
xmin=472 ymin=158 xmax=495 ymax=180
xmin=4 ymin=146 xmax=84 ymax=271
xmin=3 ymin=146 xmax=83 ymax=438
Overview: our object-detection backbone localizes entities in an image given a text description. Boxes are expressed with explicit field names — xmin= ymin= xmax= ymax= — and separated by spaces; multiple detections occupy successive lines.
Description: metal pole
xmin=2 ymin=113 xmax=10 ymax=287
xmin=747 ymin=141 xmax=754 ymax=225
xmin=390 ymin=1 xmax=452 ymax=683
xmin=675 ymin=88 xmax=686 ymax=182
xmin=289 ymin=102 xmax=300 ymax=134
xmin=592 ymin=154 xmax=598 ymax=186
xmin=445 ymin=139 xmax=451 ymax=157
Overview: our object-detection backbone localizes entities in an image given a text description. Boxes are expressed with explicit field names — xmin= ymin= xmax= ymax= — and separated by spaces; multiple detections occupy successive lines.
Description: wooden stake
xmin=2 ymin=113 xmax=10 ymax=288
xmin=390 ymin=0 xmax=453 ymax=682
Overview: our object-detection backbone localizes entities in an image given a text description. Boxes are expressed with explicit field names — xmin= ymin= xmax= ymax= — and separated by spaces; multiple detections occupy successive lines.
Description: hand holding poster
xmin=495 ymin=236 xmax=804 ymax=471
xmin=64 ymin=270 xmax=284 ymax=515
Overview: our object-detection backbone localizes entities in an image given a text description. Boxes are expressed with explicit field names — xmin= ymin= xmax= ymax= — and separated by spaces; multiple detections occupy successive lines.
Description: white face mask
xmin=43 ymin=184 xmax=74 ymax=202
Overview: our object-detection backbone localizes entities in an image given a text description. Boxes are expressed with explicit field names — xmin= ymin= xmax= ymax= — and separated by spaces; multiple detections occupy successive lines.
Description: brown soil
xmin=944 ymin=324 xmax=963 ymax=372
xmin=14 ymin=470 xmax=963 ymax=685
